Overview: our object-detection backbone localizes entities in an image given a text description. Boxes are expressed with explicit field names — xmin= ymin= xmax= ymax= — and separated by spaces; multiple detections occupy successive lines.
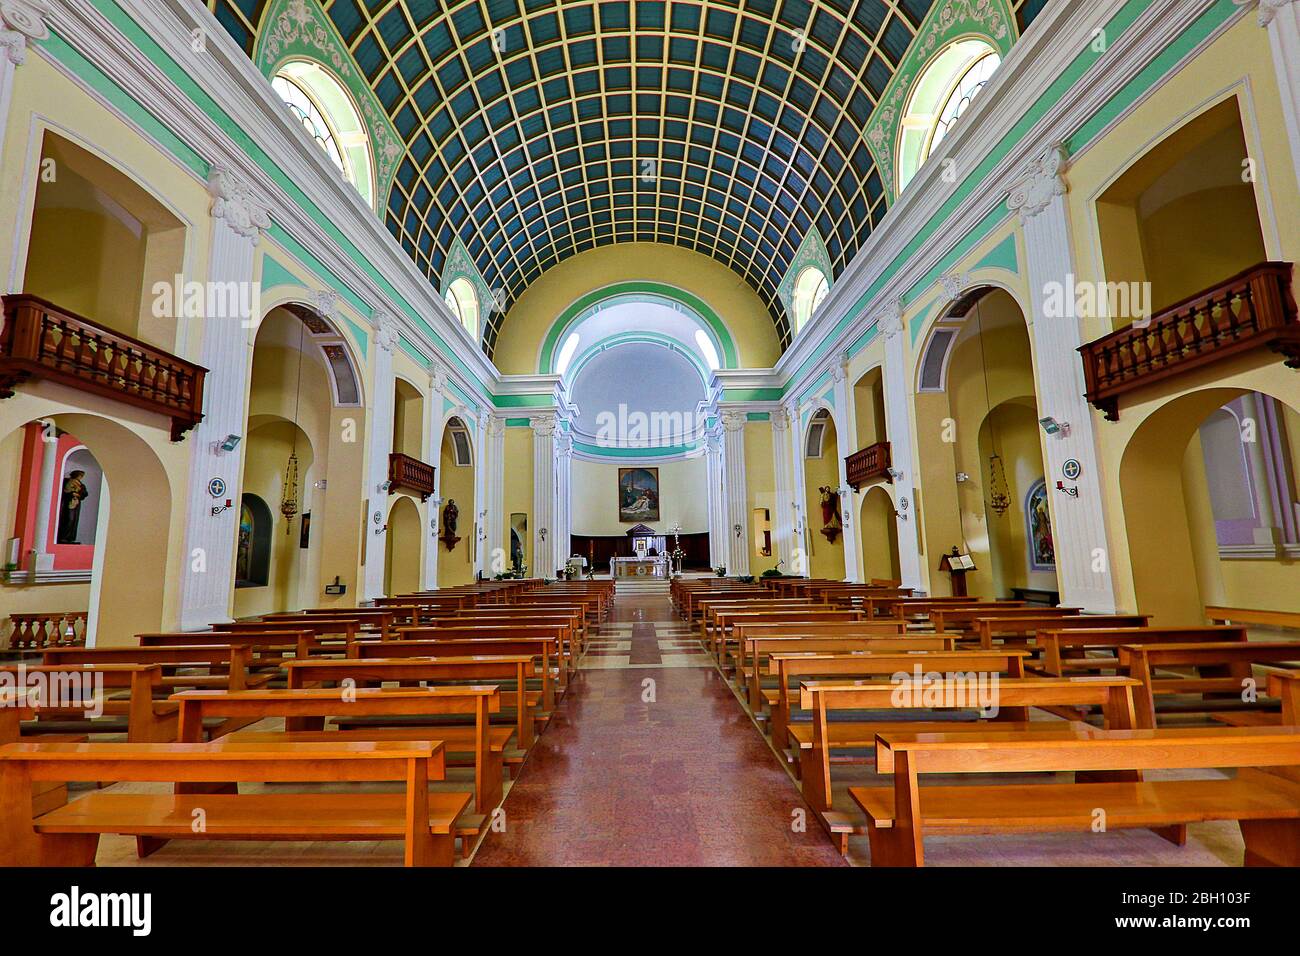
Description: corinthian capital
xmin=529 ymin=413 xmax=557 ymax=438
xmin=1235 ymin=0 xmax=1296 ymax=27
xmin=877 ymin=297 xmax=904 ymax=341
xmin=720 ymin=410 xmax=749 ymax=432
xmin=208 ymin=165 xmax=272 ymax=244
xmin=770 ymin=407 xmax=789 ymax=433
xmin=1007 ymin=145 xmax=1069 ymax=223
xmin=373 ymin=310 xmax=399 ymax=352
xmin=0 ymin=0 xmax=50 ymax=65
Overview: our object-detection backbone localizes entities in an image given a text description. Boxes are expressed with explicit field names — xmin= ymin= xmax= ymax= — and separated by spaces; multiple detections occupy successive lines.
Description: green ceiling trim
xmin=573 ymin=440 xmax=700 ymax=459
xmin=972 ymin=231 xmax=1020 ymax=276
xmin=863 ymin=0 xmax=1018 ymax=203
xmin=493 ymin=394 xmax=555 ymax=409
xmin=777 ymin=227 xmax=834 ymax=328
xmin=846 ymin=320 xmax=880 ymax=359
xmin=746 ymin=412 xmax=771 ymax=422
xmin=505 ymin=418 xmax=531 ymax=427
xmin=721 ymin=388 xmax=783 ymax=404
xmin=252 ymin=0 xmax=403 ymax=209
xmin=538 ymin=281 xmax=737 ymax=374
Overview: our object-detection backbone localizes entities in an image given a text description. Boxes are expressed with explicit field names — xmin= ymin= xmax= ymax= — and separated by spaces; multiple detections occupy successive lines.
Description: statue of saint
xmin=442 ymin=498 xmax=459 ymax=537
xmin=818 ymin=486 xmax=842 ymax=531
xmin=57 ymin=470 xmax=89 ymax=544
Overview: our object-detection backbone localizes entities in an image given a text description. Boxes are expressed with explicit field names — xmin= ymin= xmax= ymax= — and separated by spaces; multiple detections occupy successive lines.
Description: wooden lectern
xmin=938 ymin=546 xmax=976 ymax=597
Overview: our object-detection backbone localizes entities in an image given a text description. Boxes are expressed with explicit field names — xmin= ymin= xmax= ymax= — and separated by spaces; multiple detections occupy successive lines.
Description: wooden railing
xmin=845 ymin=440 xmax=892 ymax=491
xmin=5 ymin=612 xmax=88 ymax=651
xmin=0 ymin=294 xmax=206 ymax=440
xmin=388 ymin=452 xmax=436 ymax=501
xmin=1078 ymin=262 xmax=1299 ymax=421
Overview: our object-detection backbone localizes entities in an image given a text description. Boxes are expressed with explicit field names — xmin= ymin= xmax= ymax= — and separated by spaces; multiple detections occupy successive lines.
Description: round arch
xmin=913 ymin=279 xmax=1032 ymax=394
xmin=250 ymin=294 xmax=368 ymax=410
xmin=384 ymin=495 xmax=422 ymax=597
xmin=538 ymin=282 xmax=739 ymax=373
xmin=40 ymin=413 xmax=172 ymax=646
xmin=859 ymin=485 xmax=901 ymax=584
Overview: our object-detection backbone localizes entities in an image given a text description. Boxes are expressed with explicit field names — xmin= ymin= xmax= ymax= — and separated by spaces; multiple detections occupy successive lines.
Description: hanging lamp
xmin=280 ymin=318 xmax=305 ymax=531
xmin=973 ymin=297 xmax=1011 ymax=517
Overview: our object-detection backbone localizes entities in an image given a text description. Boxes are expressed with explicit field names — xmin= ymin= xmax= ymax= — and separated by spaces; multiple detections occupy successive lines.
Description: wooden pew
xmin=1037 ymin=626 xmax=1248 ymax=678
xmin=698 ymin=600 xmax=830 ymax=655
xmin=138 ymin=630 xmax=318 ymax=668
xmin=2 ymin=664 xmax=176 ymax=742
xmin=797 ymin=675 xmax=1141 ymax=849
xmin=972 ymin=613 xmax=1151 ymax=651
xmin=929 ymin=605 xmax=1080 ymax=635
xmin=43 ymin=645 xmax=265 ymax=697
xmin=311 ymin=651 xmax=540 ymax=748
xmin=763 ymin=649 xmax=1030 ymax=755
xmin=860 ymin=596 xmax=1008 ymax=621
xmin=708 ymin=608 xmax=864 ymax=662
xmin=730 ymin=619 xmax=911 ymax=675
xmin=386 ymin=628 xmax=561 ymax=709
xmin=1118 ymin=641 xmax=1300 ymax=728
xmin=0 ymin=739 xmax=467 ymax=866
xmin=262 ymin=610 xmax=394 ymax=641
xmin=221 ymin=618 xmax=366 ymax=656
xmin=1269 ymin=671 xmax=1300 ymax=724
xmin=1 ymin=686 xmax=76 ymax=815
xmin=849 ymin=726 xmax=1300 ymax=866
xmin=1206 ymin=606 xmax=1300 ymax=633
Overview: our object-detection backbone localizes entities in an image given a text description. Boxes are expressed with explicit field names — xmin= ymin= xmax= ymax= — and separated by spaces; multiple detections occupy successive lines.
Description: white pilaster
xmin=879 ymin=299 xmax=924 ymax=591
xmin=484 ymin=413 xmax=507 ymax=575
xmin=830 ymin=358 xmax=861 ymax=583
xmin=1008 ymin=145 xmax=1117 ymax=612
xmin=769 ymin=408 xmax=796 ymax=573
xmin=530 ymin=413 xmax=557 ymax=577
xmin=361 ymin=310 xmax=398 ymax=601
xmin=473 ymin=413 xmax=489 ymax=578
xmin=0 ymin=2 xmax=48 ymax=162
xmin=786 ymin=399 xmax=810 ymax=575
xmin=1242 ymin=0 xmax=1300 ymax=190
xmin=554 ymin=427 xmax=573 ymax=571
xmin=422 ymin=367 xmax=445 ymax=589
xmin=721 ymin=410 xmax=750 ymax=576
xmin=704 ymin=424 xmax=727 ymax=570
xmin=28 ymin=421 xmax=56 ymax=574
xmin=178 ymin=166 xmax=269 ymax=628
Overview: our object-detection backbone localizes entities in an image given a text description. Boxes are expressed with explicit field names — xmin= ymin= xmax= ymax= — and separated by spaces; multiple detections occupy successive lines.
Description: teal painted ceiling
xmin=209 ymin=0 xmax=1049 ymax=354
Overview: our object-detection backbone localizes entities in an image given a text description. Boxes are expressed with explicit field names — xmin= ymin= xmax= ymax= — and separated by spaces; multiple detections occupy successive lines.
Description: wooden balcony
xmin=1079 ymin=262 xmax=1299 ymax=422
xmin=0 ymin=294 xmax=206 ymax=441
xmin=388 ymin=451 xmax=436 ymax=501
xmin=845 ymin=440 xmax=892 ymax=491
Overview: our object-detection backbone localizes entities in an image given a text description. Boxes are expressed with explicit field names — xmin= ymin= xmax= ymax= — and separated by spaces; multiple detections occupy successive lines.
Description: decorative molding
xmin=1235 ymin=0 xmax=1298 ymax=27
xmin=373 ymin=310 xmax=399 ymax=353
xmin=0 ymin=0 xmax=49 ymax=66
xmin=776 ymin=227 xmax=835 ymax=326
xmin=529 ymin=413 xmax=557 ymax=438
xmin=720 ymin=410 xmax=749 ymax=432
xmin=312 ymin=288 xmax=338 ymax=321
xmin=770 ymin=407 xmax=789 ymax=432
xmin=1007 ymin=144 xmax=1070 ymax=223
xmin=939 ymin=271 xmax=971 ymax=303
xmin=207 ymin=164 xmax=271 ymax=244
xmin=878 ymin=298 xmax=905 ymax=341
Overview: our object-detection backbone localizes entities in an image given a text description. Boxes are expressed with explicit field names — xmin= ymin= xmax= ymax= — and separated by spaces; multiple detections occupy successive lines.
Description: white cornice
xmin=49 ymin=0 xmax=498 ymax=408
xmin=773 ymin=0 xmax=1233 ymax=400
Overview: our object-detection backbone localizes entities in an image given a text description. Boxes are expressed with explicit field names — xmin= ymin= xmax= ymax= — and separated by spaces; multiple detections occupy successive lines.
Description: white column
xmin=769 ymin=408 xmax=795 ymax=573
xmin=720 ymin=410 xmax=751 ymax=576
xmin=530 ymin=413 xmax=557 ymax=577
xmin=878 ymin=300 xmax=925 ymax=592
xmin=362 ymin=311 xmax=398 ymax=601
xmin=423 ymin=366 xmax=448 ymax=588
xmin=178 ymin=166 xmax=270 ymax=628
xmin=554 ymin=428 xmax=573 ymax=570
xmin=1008 ymin=144 xmax=1117 ymax=613
xmin=0 ymin=2 xmax=48 ymax=163
xmin=483 ymin=413 xmax=507 ymax=574
xmin=786 ymin=399 xmax=810 ymax=575
xmin=1244 ymin=1 xmax=1300 ymax=190
xmin=830 ymin=358 xmax=861 ymax=583
xmin=704 ymin=424 xmax=727 ymax=570
xmin=26 ymin=421 xmax=56 ymax=575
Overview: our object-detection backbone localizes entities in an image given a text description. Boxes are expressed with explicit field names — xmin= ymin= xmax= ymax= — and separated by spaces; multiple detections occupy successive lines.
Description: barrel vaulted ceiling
xmin=208 ymin=0 xmax=1049 ymax=354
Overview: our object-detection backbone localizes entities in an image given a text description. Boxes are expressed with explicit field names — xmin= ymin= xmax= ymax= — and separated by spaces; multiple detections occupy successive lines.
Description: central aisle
xmin=472 ymin=581 xmax=846 ymax=866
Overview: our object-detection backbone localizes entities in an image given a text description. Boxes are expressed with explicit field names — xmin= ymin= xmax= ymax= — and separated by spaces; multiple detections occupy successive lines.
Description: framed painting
xmin=618 ymin=467 xmax=660 ymax=522
xmin=1025 ymin=479 xmax=1056 ymax=571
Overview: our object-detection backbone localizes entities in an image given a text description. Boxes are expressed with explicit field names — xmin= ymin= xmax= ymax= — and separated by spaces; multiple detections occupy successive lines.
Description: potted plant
xmin=714 ymin=566 xmax=726 ymax=577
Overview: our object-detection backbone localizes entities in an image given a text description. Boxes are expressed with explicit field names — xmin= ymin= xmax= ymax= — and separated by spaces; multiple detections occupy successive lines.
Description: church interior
xmin=2 ymin=0 xmax=1300 ymax=878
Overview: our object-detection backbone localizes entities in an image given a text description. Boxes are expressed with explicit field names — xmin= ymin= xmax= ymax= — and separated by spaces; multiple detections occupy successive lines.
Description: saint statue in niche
xmin=818 ymin=486 xmax=843 ymax=543
xmin=57 ymin=470 xmax=89 ymax=544
xmin=442 ymin=499 xmax=459 ymax=538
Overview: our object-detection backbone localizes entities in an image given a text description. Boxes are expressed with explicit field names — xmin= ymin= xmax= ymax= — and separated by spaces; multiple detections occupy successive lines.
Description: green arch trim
xmin=538 ymin=281 xmax=738 ymax=373
xmin=566 ymin=331 xmax=713 ymax=387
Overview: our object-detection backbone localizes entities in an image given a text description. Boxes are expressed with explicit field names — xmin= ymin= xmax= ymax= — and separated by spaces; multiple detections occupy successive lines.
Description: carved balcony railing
xmin=845 ymin=440 xmax=892 ymax=491
xmin=388 ymin=452 xmax=436 ymax=501
xmin=0 ymin=294 xmax=206 ymax=441
xmin=1078 ymin=262 xmax=1299 ymax=422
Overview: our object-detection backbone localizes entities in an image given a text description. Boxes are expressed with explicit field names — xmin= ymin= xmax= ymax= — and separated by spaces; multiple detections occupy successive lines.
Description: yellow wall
xmin=570 ymin=456 xmax=708 ymax=536
xmin=858 ymin=486 xmax=901 ymax=583
xmin=502 ymin=426 xmax=534 ymax=572
xmin=384 ymin=495 xmax=423 ymax=595
xmin=744 ymin=421 xmax=778 ymax=574
xmin=437 ymin=424 xmax=476 ymax=586
xmin=804 ymin=414 xmax=845 ymax=580
xmin=491 ymin=243 xmax=782 ymax=373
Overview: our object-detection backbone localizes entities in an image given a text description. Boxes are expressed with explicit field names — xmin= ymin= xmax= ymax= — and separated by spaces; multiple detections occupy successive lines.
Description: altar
xmin=610 ymin=556 xmax=669 ymax=578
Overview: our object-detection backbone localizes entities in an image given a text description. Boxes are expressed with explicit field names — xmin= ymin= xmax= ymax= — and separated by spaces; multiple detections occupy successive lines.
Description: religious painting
xmin=1026 ymin=479 xmax=1056 ymax=571
xmin=299 ymin=512 xmax=311 ymax=550
xmin=509 ymin=513 xmax=528 ymax=572
xmin=618 ymin=467 xmax=660 ymax=522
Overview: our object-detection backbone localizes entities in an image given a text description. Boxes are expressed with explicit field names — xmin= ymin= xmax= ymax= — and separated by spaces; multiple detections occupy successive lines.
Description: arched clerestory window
xmin=272 ymin=60 xmax=376 ymax=210
xmin=896 ymin=40 xmax=1002 ymax=194
xmin=792 ymin=266 xmax=830 ymax=333
xmin=443 ymin=277 xmax=480 ymax=339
